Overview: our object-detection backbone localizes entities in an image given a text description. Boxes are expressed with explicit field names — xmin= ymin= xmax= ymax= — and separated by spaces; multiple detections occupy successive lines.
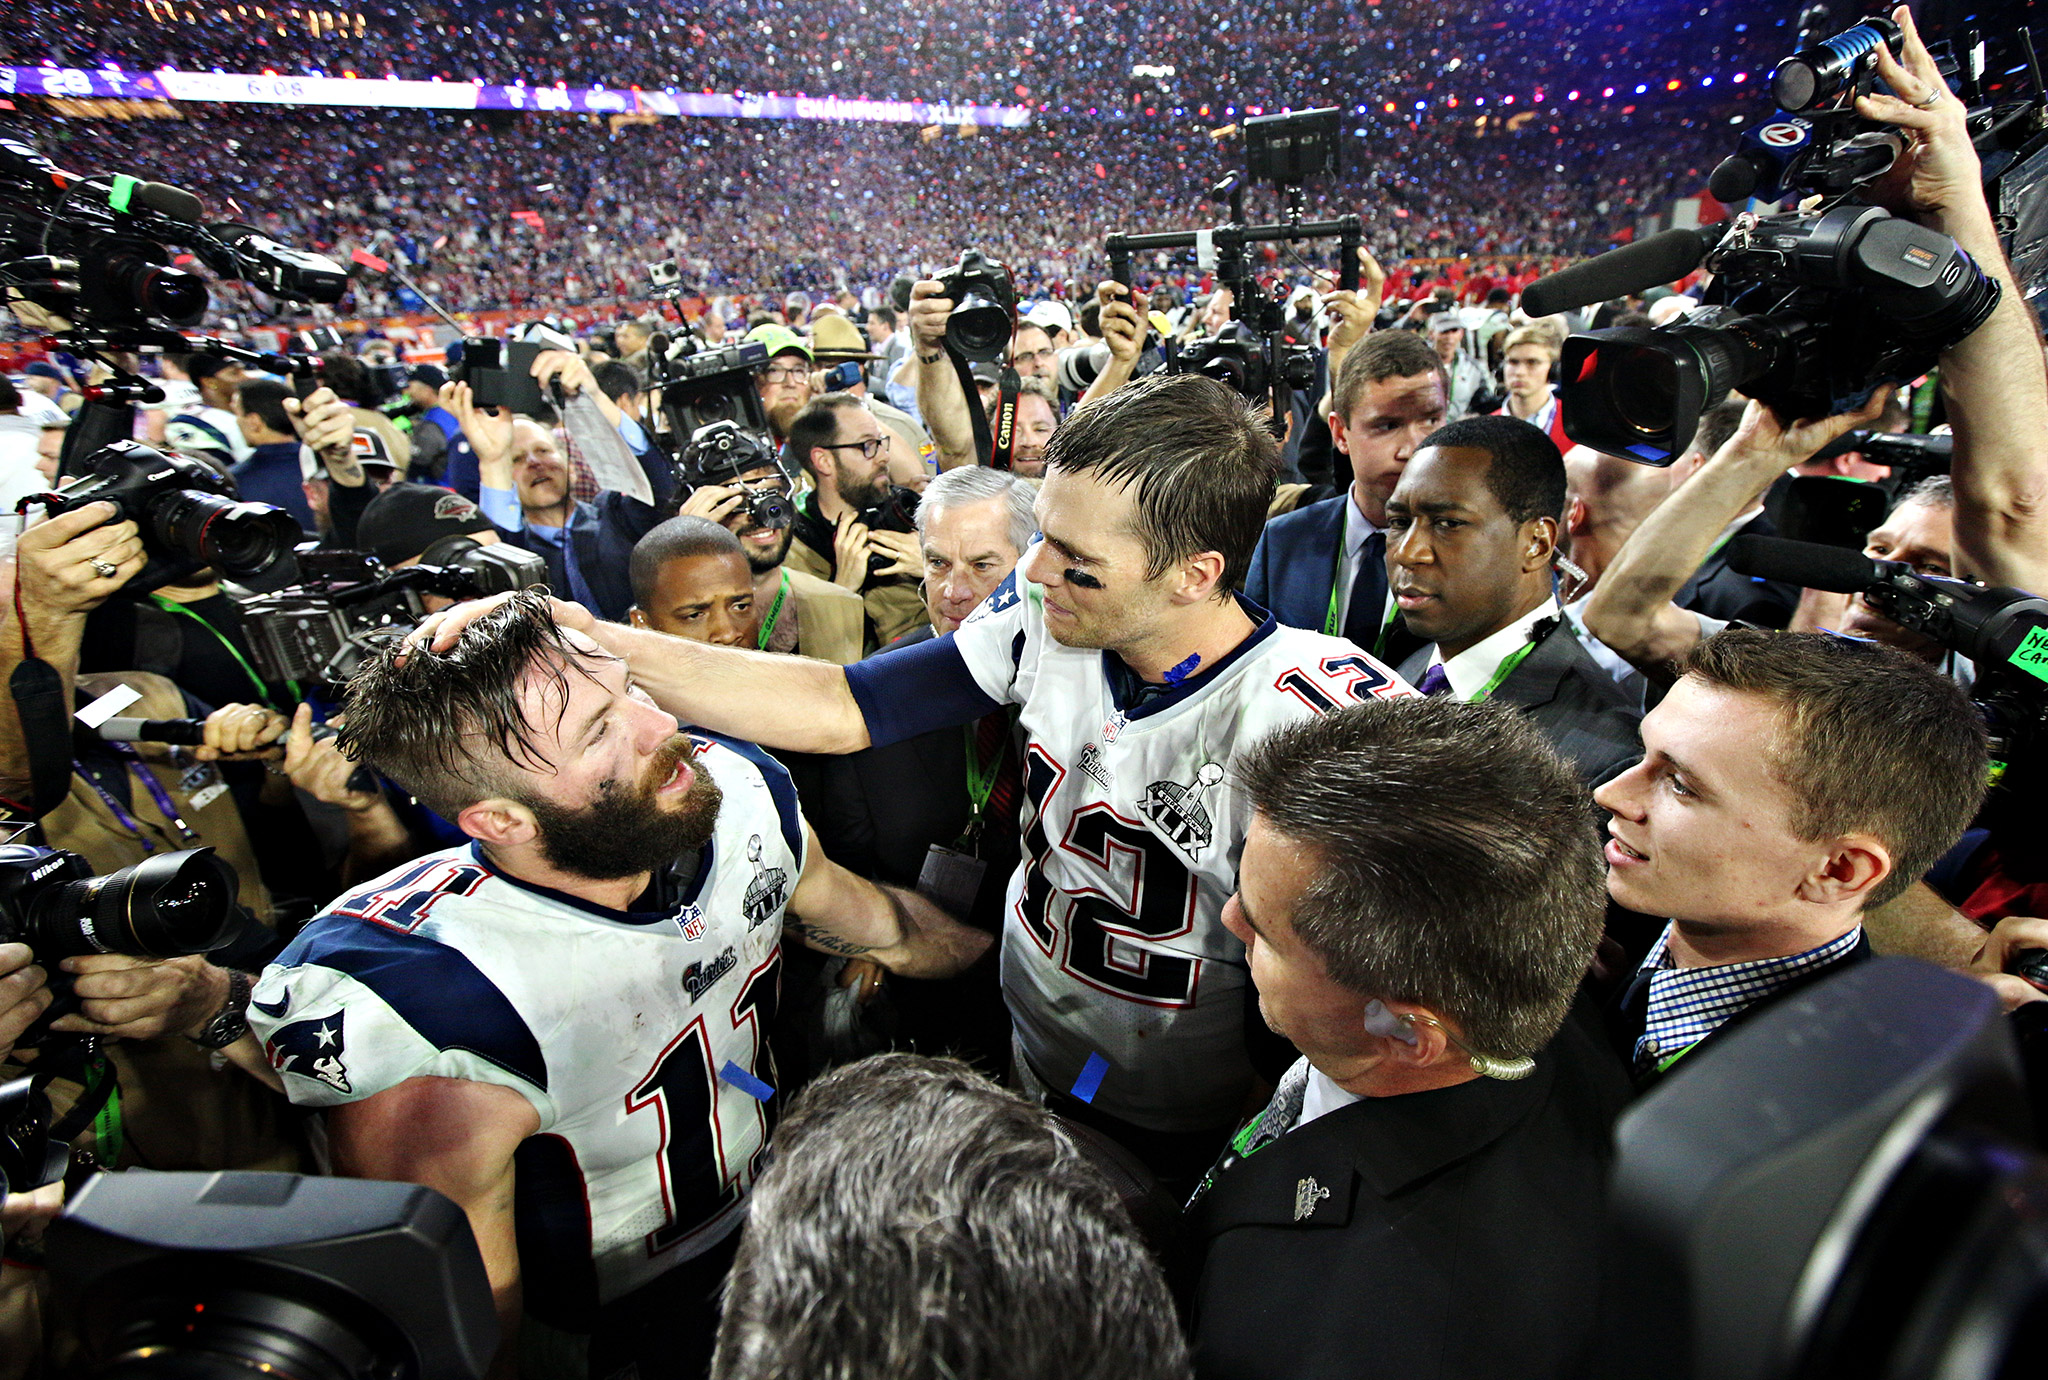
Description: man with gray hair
xmin=912 ymin=464 xmax=1039 ymax=640
xmin=713 ymin=1053 xmax=1189 ymax=1380
xmin=1185 ymin=696 xmax=1628 ymax=1380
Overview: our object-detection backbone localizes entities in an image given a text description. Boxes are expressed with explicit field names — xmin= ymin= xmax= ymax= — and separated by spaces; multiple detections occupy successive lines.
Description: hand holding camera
xmin=441 ymin=380 xmax=516 ymax=487
xmin=0 ymin=942 xmax=52 ymax=1065
xmin=1096 ymin=280 xmax=1145 ymax=366
xmin=1967 ymin=914 xmax=2048 ymax=1012
xmin=15 ymin=501 xmax=146 ymax=618
xmin=676 ymin=483 xmax=748 ymax=526
xmin=907 ymin=279 xmax=955 ymax=355
xmin=1318 ymin=244 xmax=1387 ymax=356
xmin=47 ymin=952 xmax=232 ymax=1043
xmin=1855 ymin=5 xmax=1980 ymax=224
xmin=283 ymin=386 xmax=359 ymax=484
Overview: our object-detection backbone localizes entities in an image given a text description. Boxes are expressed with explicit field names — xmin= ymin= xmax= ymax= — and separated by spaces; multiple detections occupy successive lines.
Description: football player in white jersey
xmin=229 ymin=591 xmax=988 ymax=1380
xmin=414 ymin=375 xmax=1414 ymax=1189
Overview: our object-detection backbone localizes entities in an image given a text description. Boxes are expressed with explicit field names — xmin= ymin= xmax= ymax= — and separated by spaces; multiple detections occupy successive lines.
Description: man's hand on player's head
xmin=403 ymin=592 xmax=598 ymax=661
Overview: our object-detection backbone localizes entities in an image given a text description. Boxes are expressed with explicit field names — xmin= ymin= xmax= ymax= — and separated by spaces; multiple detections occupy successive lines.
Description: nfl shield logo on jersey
xmin=266 ymin=1011 xmax=352 ymax=1095
xmin=677 ymin=903 xmax=708 ymax=942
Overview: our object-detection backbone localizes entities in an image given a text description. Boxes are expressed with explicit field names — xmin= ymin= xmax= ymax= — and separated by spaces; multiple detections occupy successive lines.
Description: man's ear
xmin=1328 ymin=408 xmax=1353 ymax=457
xmin=1565 ymin=495 xmax=1591 ymax=538
xmin=1522 ymin=515 xmax=1560 ymax=572
xmin=457 ymin=796 xmax=539 ymax=850
xmin=1799 ymin=835 xmax=1894 ymax=908
xmin=1171 ymin=549 xmax=1230 ymax=605
xmin=628 ymin=607 xmax=649 ymax=629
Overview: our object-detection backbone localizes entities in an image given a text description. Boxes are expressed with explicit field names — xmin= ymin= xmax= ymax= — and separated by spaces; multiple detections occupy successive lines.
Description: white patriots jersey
xmin=954 ymin=573 xmax=1416 ymax=1132
xmin=249 ymin=731 xmax=804 ymax=1329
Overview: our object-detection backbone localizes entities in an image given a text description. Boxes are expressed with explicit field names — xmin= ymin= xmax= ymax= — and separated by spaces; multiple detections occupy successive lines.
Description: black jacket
xmin=1399 ymin=616 xmax=1645 ymax=787
xmin=1181 ymin=1011 xmax=1631 ymax=1380
xmin=1674 ymin=509 xmax=1801 ymax=629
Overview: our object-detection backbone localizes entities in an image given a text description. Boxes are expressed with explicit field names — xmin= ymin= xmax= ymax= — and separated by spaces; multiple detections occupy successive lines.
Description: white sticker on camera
xmin=76 ymin=683 xmax=142 ymax=728
xmin=189 ymin=782 xmax=229 ymax=811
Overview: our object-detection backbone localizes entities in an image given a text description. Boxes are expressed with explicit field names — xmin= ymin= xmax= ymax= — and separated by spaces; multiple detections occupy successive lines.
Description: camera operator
xmin=748 ymin=325 xmax=818 ymax=445
xmin=671 ymin=450 xmax=869 ymax=665
xmin=239 ymin=591 xmax=988 ymax=1379
xmin=907 ymin=274 xmax=1088 ymax=475
xmin=230 ymin=377 xmax=318 ymax=534
xmin=1858 ymin=6 xmax=2048 ymax=597
xmin=781 ymin=394 xmax=927 ymax=648
xmin=442 ymin=349 xmax=676 ymax=624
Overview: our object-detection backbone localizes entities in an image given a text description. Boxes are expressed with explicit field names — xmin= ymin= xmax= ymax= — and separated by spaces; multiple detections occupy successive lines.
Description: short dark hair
xmin=1681 ymin=630 xmax=1987 ymax=908
xmin=713 ymin=1054 xmax=1190 ymax=1380
xmin=784 ymin=393 xmax=864 ymax=478
xmin=1416 ymin=414 xmax=1567 ymax=525
xmin=338 ymin=589 xmax=600 ymax=819
xmin=238 ymin=377 xmax=295 ymax=437
xmin=319 ymin=352 xmax=376 ymax=407
xmin=0 ymin=376 xmax=18 ymax=412
xmin=630 ymin=515 xmax=746 ymax=609
xmin=1690 ymin=397 xmax=1747 ymax=462
xmin=868 ymin=305 xmax=897 ymax=329
xmin=591 ymin=360 xmax=640 ymax=403
xmin=1236 ymin=698 xmax=1606 ymax=1058
xmin=1331 ymin=329 xmax=1447 ymax=421
xmin=1042 ymin=372 xmax=1276 ymax=594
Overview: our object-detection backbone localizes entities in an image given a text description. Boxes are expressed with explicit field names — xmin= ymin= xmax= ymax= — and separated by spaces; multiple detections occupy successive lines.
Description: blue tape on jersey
xmin=1070 ymin=1051 xmax=1109 ymax=1104
xmin=719 ymin=1060 xmax=775 ymax=1102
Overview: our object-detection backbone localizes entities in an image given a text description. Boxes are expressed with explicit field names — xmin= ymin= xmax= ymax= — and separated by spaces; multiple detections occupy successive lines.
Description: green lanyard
xmin=956 ymin=711 xmax=1010 ymax=847
xmin=83 ymin=1055 xmax=125 ymax=1167
xmin=147 ymin=594 xmax=292 ymax=709
xmin=755 ymin=571 xmax=792 ymax=651
xmin=1654 ymin=1039 xmax=1703 ymax=1076
xmin=1468 ymin=638 xmax=1540 ymax=702
xmin=1323 ymin=530 xmax=1395 ymax=642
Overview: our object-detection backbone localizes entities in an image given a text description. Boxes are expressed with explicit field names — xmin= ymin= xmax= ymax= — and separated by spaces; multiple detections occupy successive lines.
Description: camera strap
xmin=145 ymin=595 xmax=289 ymax=710
xmin=43 ymin=1052 xmax=123 ymax=1167
xmin=11 ymin=657 xmax=74 ymax=820
xmin=951 ymin=349 xmax=1022 ymax=471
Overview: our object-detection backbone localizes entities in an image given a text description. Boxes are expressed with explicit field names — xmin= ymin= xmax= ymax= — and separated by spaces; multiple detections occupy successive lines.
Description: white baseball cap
xmin=1024 ymin=300 xmax=1074 ymax=334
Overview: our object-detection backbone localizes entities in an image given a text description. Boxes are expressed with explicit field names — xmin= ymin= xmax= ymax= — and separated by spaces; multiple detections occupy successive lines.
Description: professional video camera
xmin=0 ymin=843 xmax=240 ymax=1050
xmin=1727 ymin=532 xmax=2048 ymax=833
xmin=0 ymin=137 xmax=347 ymax=331
xmin=1525 ymin=14 xmax=2044 ymax=466
xmin=239 ymin=542 xmax=546 ymax=687
xmin=647 ymin=337 xmax=773 ymax=458
xmin=677 ymin=421 xmax=797 ymax=533
xmin=934 ymin=250 xmax=1017 ymax=364
xmin=1107 ymin=107 xmax=1360 ymax=430
xmin=43 ymin=441 xmax=302 ymax=592
xmin=46 ymin=1171 xmax=497 ymax=1380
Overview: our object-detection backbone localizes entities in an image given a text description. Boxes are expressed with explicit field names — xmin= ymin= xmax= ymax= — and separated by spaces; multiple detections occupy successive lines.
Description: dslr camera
xmin=239 ymin=542 xmax=546 ymax=688
xmin=935 ymin=250 xmax=1017 ymax=363
xmin=0 ymin=844 xmax=240 ymax=1050
xmin=45 ymin=441 xmax=302 ymax=592
xmin=678 ymin=421 xmax=796 ymax=533
xmin=1549 ymin=15 xmax=2012 ymax=465
xmin=1177 ymin=319 xmax=1316 ymax=405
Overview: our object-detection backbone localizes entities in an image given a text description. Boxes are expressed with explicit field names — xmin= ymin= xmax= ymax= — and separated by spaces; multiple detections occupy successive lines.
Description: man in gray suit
xmin=1384 ymin=415 xmax=1642 ymax=786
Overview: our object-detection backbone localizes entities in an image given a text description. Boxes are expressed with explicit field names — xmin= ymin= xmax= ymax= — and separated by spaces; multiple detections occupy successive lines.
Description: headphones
xmin=1362 ymin=1000 xmax=1536 ymax=1081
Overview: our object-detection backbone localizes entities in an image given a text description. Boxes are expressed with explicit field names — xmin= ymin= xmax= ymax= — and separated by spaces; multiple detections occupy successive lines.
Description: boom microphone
xmin=1520 ymin=229 xmax=1710 ymax=318
xmin=1725 ymin=534 xmax=1881 ymax=593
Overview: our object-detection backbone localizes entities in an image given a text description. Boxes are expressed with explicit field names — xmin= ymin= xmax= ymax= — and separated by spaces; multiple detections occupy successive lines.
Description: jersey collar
xmin=467 ymin=840 xmax=712 ymax=928
xmin=1102 ymin=595 xmax=1280 ymax=720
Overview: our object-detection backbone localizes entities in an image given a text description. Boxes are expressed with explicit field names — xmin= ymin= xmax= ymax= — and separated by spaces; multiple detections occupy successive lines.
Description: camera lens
xmin=1602 ymin=346 xmax=1682 ymax=440
xmin=747 ymin=490 xmax=793 ymax=531
xmin=26 ymin=849 xmax=239 ymax=963
xmin=947 ymin=295 xmax=1013 ymax=363
xmin=150 ymin=491 xmax=301 ymax=579
xmin=100 ymin=251 xmax=208 ymax=327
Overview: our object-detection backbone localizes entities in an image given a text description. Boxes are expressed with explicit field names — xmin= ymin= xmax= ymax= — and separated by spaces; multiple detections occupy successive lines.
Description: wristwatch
xmin=189 ymin=969 xmax=253 ymax=1050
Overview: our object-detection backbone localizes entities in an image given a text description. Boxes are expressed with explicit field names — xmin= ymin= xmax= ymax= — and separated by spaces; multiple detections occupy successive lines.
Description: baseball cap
xmin=357 ymin=482 xmax=495 ymax=566
xmin=808 ymin=314 xmax=878 ymax=361
xmin=184 ymin=353 xmax=237 ymax=384
xmin=24 ymin=361 xmax=64 ymax=382
xmin=1024 ymin=301 xmax=1073 ymax=335
xmin=408 ymin=363 xmax=448 ymax=390
xmin=1428 ymin=311 xmax=1464 ymax=335
xmin=309 ymin=427 xmax=403 ymax=481
xmin=745 ymin=324 xmax=814 ymax=363
xmin=969 ymin=361 xmax=1003 ymax=387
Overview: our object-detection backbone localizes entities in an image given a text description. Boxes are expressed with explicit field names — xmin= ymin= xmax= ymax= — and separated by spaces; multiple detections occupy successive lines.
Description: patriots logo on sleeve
xmin=265 ymin=1011 xmax=353 ymax=1094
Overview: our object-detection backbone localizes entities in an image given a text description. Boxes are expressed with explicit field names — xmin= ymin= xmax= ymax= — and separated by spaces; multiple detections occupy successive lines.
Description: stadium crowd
xmin=3 ymin=5 xmax=2047 ymax=1380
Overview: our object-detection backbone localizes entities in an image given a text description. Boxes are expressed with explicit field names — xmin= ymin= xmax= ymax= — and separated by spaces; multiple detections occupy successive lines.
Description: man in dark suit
xmin=1244 ymin=331 xmax=1445 ymax=655
xmin=1661 ymin=398 xmax=1805 ymax=627
xmin=1384 ymin=414 xmax=1642 ymax=786
xmin=1593 ymin=630 xmax=1991 ymax=1087
xmin=1183 ymin=697 xmax=1628 ymax=1380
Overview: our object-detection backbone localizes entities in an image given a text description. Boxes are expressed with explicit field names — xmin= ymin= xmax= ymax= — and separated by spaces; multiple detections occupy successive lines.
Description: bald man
xmin=1560 ymin=444 xmax=1674 ymax=691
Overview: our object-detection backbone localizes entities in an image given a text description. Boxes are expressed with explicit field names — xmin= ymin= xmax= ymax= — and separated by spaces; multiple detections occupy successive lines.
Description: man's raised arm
xmin=909 ymin=280 xmax=982 ymax=471
xmin=1860 ymin=9 xmax=2048 ymax=595
xmin=1583 ymin=397 xmax=1882 ymax=676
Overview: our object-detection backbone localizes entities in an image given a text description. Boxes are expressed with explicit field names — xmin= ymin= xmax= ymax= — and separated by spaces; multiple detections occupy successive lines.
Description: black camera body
xmin=48 ymin=1170 xmax=498 ymax=1380
xmin=651 ymin=338 xmax=773 ymax=456
xmin=936 ymin=250 xmax=1017 ymax=363
xmin=1559 ymin=204 xmax=2000 ymax=465
xmin=45 ymin=441 xmax=302 ymax=592
xmin=1174 ymin=320 xmax=1316 ymax=407
xmin=678 ymin=421 xmax=797 ymax=532
xmin=856 ymin=487 xmax=921 ymax=579
xmin=0 ymin=844 xmax=240 ymax=1049
xmin=239 ymin=542 xmax=547 ymax=687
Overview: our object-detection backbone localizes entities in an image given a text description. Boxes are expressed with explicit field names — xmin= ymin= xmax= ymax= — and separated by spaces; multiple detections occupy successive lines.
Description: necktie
xmin=1339 ymin=530 xmax=1386 ymax=648
xmin=1416 ymin=663 xmax=1452 ymax=697
xmin=974 ymin=709 xmax=1020 ymax=829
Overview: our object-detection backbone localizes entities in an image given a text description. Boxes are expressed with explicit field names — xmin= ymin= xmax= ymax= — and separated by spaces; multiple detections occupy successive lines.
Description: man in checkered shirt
xmin=1592 ymin=629 xmax=1997 ymax=1085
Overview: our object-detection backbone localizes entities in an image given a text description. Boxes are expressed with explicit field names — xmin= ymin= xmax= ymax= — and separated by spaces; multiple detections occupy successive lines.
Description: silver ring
xmin=90 ymin=560 xmax=118 ymax=579
xmin=1912 ymin=85 xmax=1946 ymax=109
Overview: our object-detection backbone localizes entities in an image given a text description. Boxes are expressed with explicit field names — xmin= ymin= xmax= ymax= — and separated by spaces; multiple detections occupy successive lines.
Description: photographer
xmin=908 ymin=270 xmax=1085 ymax=474
xmin=781 ymin=394 xmax=927 ymax=649
xmin=443 ymin=348 xmax=676 ymax=624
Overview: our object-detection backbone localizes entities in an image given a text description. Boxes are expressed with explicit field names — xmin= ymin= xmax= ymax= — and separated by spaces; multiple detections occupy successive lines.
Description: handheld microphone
xmin=1709 ymin=115 xmax=1817 ymax=205
xmin=96 ymin=717 xmax=209 ymax=746
xmin=1724 ymin=534 xmax=1882 ymax=594
xmin=1520 ymin=229 xmax=1709 ymax=318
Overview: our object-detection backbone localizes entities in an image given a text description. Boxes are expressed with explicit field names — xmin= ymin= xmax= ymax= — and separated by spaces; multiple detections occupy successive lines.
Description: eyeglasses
xmin=820 ymin=434 xmax=892 ymax=460
xmin=755 ymin=364 xmax=809 ymax=385
xmin=1010 ymin=348 xmax=1054 ymax=367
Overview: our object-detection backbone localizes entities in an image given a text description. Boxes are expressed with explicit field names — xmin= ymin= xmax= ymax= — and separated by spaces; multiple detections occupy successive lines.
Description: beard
xmin=523 ymin=734 xmax=725 ymax=881
xmin=738 ymin=521 xmax=795 ymax=575
xmin=766 ymin=397 xmax=806 ymax=439
xmin=835 ymin=468 xmax=893 ymax=513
